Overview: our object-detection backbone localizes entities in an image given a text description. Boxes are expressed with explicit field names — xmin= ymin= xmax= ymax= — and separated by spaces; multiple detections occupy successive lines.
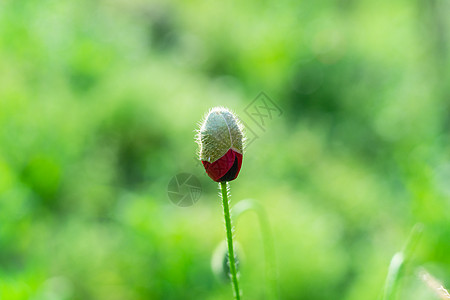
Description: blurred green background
xmin=0 ymin=0 xmax=449 ymax=299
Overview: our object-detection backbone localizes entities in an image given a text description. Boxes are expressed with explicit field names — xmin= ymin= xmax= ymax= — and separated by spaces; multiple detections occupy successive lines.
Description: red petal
xmin=202 ymin=149 xmax=243 ymax=182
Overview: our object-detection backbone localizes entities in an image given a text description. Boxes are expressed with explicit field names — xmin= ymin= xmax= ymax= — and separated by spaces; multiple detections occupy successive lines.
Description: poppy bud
xmin=211 ymin=240 xmax=244 ymax=282
xmin=196 ymin=107 xmax=245 ymax=182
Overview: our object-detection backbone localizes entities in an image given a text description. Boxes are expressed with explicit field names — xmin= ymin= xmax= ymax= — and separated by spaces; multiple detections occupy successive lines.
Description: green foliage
xmin=0 ymin=0 xmax=449 ymax=299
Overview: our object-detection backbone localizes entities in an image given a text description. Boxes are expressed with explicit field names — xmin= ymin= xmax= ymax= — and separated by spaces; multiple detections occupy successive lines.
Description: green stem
xmin=220 ymin=181 xmax=241 ymax=300
xmin=233 ymin=199 xmax=278 ymax=299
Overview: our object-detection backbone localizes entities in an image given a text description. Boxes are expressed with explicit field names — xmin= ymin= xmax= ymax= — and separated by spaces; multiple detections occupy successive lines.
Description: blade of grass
xmin=233 ymin=199 xmax=279 ymax=300
xmin=418 ymin=268 xmax=450 ymax=300
xmin=382 ymin=223 xmax=423 ymax=300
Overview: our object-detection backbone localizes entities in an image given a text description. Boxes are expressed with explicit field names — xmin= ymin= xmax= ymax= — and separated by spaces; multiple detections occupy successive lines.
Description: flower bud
xmin=211 ymin=240 xmax=244 ymax=282
xmin=196 ymin=107 xmax=244 ymax=182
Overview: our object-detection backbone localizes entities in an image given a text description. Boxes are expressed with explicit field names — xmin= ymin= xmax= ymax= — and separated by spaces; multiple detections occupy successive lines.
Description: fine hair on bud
xmin=196 ymin=107 xmax=245 ymax=182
